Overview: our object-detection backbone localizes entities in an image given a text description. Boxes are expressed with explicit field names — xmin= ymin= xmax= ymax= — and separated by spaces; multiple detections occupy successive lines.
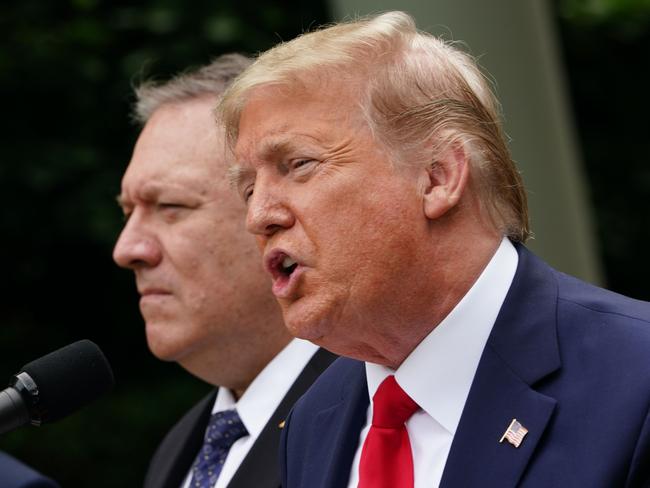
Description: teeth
xmin=282 ymin=256 xmax=297 ymax=269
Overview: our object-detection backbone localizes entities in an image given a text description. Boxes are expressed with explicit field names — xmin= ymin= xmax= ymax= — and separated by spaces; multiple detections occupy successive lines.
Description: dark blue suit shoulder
xmin=551 ymin=270 xmax=650 ymax=402
xmin=0 ymin=452 xmax=60 ymax=488
xmin=554 ymin=269 xmax=650 ymax=323
xmin=553 ymin=270 xmax=650 ymax=357
xmin=292 ymin=356 xmax=365 ymax=413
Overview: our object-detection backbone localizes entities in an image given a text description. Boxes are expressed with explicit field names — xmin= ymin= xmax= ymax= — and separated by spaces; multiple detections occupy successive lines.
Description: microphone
xmin=0 ymin=340 xmax=114 ymax=435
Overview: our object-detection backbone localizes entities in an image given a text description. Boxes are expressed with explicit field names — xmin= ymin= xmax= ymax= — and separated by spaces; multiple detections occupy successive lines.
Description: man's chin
xmin=144 ymin=322 xmax=186 ymax=362
xmin=282 ymin=303 xmax=332 ymax=343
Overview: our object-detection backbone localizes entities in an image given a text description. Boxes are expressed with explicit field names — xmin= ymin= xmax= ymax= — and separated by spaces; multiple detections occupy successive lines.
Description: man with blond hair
xmin=218 ymin=12 xmax=650 ymax=488
xmin=113 ymin=53 xmax=334 ymax=488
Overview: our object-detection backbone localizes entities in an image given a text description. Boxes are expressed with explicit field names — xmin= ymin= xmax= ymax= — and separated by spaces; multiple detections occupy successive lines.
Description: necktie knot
xmin=190 ymin=409 xmax=248 ymax=488
xmin=359 ymin=375 xmax=419 ymax=488
xmin=372 ymin=375 xmax=419 ymax=428
xmin=204 ymin=409 xmax=247 ymax=449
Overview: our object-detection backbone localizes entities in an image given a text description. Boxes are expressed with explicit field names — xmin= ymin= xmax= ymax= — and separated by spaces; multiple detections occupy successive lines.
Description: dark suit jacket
xmin=0 ymin=452 xmax=60 ymax=488
xmin=143 ymin=348 xmax=335 ymax=488
xmin=280 ymin=245 xmax=650 ymax=488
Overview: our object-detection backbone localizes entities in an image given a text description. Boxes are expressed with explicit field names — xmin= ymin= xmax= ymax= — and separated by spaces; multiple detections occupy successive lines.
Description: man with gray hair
xmin=113 ymin=54 xmax=334 ymax=488
xmin=219 ymin=12 xmax=650 ymax=488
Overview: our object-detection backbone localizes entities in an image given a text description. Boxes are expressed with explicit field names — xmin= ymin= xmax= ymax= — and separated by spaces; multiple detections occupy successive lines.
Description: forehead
xmin=234 ymin=83 xmax=364 ymax=161
xmin=122 ymin=98 xmax=230 ymax=195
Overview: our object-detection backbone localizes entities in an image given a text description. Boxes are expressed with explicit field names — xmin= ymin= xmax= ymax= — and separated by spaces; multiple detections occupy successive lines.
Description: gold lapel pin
xmin=278 ymin=420 xmax=286 ymax=429
xmin=499 ymin=418 xmax=528 ymax=448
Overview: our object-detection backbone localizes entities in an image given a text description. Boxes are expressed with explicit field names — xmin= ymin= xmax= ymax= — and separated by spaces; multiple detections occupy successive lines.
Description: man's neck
xmin=369 ymin=233 xmax=503 ymax=369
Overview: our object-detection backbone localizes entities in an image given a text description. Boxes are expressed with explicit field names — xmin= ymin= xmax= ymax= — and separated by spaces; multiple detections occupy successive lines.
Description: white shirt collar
xmin=212 ymin=338 xmax=319 ymax=437
xmin=365 ymin=237 xmax=518 ymax=435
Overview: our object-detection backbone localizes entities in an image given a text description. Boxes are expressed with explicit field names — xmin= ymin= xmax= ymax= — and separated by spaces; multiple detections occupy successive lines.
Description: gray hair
xmin=133 ymin=53 xmax=252 ymax=125
xmin=218 ymin=12 xmax=530 ymax=242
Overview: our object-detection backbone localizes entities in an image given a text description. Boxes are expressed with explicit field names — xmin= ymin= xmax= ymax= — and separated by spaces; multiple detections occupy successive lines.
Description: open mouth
xmin=279 ymin=256 xmax=298 ymax=276
xmin=268 ymin=252 xmax=299 ymax=279
xmin=266 ymin=250 xmax=302 ymax=297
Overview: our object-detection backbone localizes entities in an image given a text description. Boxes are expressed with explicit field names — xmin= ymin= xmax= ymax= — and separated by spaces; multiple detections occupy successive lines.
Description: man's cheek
xmin=256 ymin=235 xmax=266 ymax=253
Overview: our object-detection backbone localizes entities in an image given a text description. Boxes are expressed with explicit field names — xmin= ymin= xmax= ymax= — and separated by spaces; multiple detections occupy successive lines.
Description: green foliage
xmin=558 ymin=0 xmax=650 ymax=37
xmin=554 ymin=0 xmax=650 ymax=299
xmin=560 ymin=0 xmax=650 ymax=19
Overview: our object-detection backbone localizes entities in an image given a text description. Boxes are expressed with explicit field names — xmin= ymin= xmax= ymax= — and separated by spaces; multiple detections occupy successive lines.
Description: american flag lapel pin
xmin=499 ymin=418 xmax=528 ymax=448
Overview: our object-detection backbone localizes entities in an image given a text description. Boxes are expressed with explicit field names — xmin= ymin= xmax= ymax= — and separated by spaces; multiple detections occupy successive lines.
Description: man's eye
xmin=291 ymin=159 xmax=314 ymax=171
xmin=157 ymin=203 xmax=188 ymax=216
xmin=243 ymin=186 xmax=254 ymax=203
xmin=289 ymin=158 xmax=318 ymax=176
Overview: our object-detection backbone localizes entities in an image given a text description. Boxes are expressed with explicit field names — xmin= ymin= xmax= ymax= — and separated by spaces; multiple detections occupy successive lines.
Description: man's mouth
xmin=279 ymin=256 xmax=298 ymax=276
xmin=138 ymin=285 xmax=172 ymax=297
xmin=137 ymin=287 xmax=173 ymax=307
xmin=266 ymin=250 xmax=302 ymax=298
xmin=140 ymin=289 xmax=170 ymax=296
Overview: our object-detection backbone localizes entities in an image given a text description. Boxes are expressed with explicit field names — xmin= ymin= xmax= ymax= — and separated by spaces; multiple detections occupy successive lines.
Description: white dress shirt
xmin=346 ymin=237 xmax=518 ymax=488
xmin=181 ymin=338 xmax=319 ymax=488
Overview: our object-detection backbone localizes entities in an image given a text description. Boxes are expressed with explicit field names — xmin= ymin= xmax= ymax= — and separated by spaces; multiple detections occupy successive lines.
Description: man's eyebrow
xmin=261 ymin=138 xmax=293 ymax=158
xmin=228 ymin=164 xmax=255 ymax=190
xmin=228 ymin=134 xmax=311 ymax=189
xmin=114 ymin=182 xmax=171 ymax=207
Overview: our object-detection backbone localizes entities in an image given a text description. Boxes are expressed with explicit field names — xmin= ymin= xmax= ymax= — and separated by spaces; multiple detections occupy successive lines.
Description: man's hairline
xmin=136 ymin=91 xmax=225 ymax=127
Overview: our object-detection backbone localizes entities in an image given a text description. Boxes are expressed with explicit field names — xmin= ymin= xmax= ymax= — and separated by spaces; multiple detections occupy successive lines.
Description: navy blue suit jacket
xmin=0 ymin=452 xmax=60 ymax=488
xmin=280 ymin=245 xmax=650 ymax=487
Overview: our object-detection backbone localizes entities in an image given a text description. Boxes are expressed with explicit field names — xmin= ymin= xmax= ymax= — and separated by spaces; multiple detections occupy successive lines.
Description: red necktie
xmin=358 ymin=375 xmax=420 ymax=488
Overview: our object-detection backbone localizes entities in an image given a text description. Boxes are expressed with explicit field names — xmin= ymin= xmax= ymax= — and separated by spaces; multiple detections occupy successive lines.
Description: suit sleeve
xmin=0 ymin=451 xmax=60 ymax=488
xmin=627 ymin=405 xmax=650 ymax=488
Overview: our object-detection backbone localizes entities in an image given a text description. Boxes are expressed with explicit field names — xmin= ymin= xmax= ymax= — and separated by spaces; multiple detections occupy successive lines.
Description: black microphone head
xmin=18 ymin=340 xmax=114 ymax=423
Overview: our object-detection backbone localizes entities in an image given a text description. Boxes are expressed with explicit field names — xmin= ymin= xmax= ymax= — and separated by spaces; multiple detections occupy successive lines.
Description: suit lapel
xmin=228 ymin=348 xmax=337 ymax=488
xmin=145 ymin=390 xmax=216 ymax=488
xmin=299 ymin=359 xmax=369 ymax=488
xmin=441 ymin=244 xmax=561 ymax=488
xmin=440 ymin=345 xmax=557 ymax=487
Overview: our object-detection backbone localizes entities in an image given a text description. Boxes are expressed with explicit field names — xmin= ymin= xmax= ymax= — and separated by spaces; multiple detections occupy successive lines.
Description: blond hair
xmin=218 ymin=12 xmax=529 ymax=241
xmin=133 ymin=53 xmax=252 ymax=125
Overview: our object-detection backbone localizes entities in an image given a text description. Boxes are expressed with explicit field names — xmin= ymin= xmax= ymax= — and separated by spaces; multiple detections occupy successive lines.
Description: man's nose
xmin=112 ymin=213 xmax=162 ymax=269
xmin=246 ymin=181 xmax=295 ymax=238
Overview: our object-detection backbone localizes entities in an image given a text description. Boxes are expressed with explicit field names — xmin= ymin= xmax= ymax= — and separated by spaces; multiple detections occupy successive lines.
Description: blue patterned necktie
xmin=189 ymin=409 xmax=248 ymax=488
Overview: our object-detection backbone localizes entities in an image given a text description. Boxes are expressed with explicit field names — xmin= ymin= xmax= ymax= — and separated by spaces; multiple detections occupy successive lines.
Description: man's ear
xmin=421 ymin=143 xmax=470 ymax=220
